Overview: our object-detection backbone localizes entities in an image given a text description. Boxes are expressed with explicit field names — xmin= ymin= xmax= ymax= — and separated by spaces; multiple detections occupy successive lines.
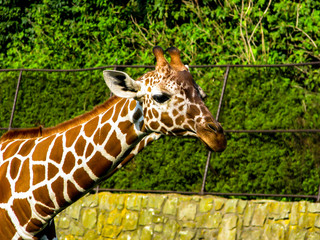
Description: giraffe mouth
xmin=199 ymin=134 xmax=227 ymax=152
xmin=170 ymin=129 xmax=197 ymax=136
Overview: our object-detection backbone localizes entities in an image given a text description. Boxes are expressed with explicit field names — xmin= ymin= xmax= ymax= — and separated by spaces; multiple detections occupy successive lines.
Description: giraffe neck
xmin=0 ymin=97 xmax=147 ymax=239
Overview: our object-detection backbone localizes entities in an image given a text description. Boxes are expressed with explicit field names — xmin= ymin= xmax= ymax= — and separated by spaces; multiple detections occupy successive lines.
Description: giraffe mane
xmin=0 ymin=96 xmax=122 ymax=143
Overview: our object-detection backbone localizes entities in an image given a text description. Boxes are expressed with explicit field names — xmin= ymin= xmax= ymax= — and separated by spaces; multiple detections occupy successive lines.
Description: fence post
xmin=200 ymin=66 xmax=230 ymax=194
xmin=8 ymin=70 xmax=23 ymax=130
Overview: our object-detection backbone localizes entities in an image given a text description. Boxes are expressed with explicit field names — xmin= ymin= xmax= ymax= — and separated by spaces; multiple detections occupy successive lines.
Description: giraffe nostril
xmin=207 ymin=123 xmax=222 ymax=133
xmin=207 ymin=123 xmax=217 ymax=132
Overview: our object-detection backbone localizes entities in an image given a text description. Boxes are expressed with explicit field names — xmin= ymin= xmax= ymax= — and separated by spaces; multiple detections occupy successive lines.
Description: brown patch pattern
xmin=67 ymin=180 xmax=79 ymax=202
xmin=48 ymin=163 xmax=59 ymax=180
xmin=75 ymin=136 xmax=86 ymax=156
xmin=0 ymin=162 xmax=11 ymax=203
xmin=104 ymin=131 xmax=121 ymax=158
xmin=73 ymin=168 xmax=94 ymax=190
xmin=26 ymin=218 xmax=43 ymax=233
xmin=33 ymin=186 xmax=55 ymax=208
xmin=84 ymin=118 xmax=98 ymax=138
xmin=51 ymin=177 xmax=65 ymax=207
xmin=10 ymin=157 xmax=21 ymax=180
xmin=32 ymin=164 xmax=45 ymax=185
xmin=63 ymin=152 xmax=76 ymax=174
xmin=87 ymin=152 xmax=112 ymax=177
xmin=35 ymin=203 xmax=54 ymax=217
xmin=3 ymin=140 xmax=24 ymax=159
xmin=15 ymin=159 xmax=30 ymax=192
xmin=50 ymin=135 xmax=63 ymax=164
xmin=0 ymin=209 xmax=15 ymax=239
xmin=85 ymin=143 xmax=94 ymax=158
xmin=65 ymin=126 xmax=81 ymax=147
xmin=33 ymin=136 xmax=55 ymax=161
xmin=18 ymin=140 xmax=35 ymax=157
xmin=12 ymin=198 xmax=31 ymax=226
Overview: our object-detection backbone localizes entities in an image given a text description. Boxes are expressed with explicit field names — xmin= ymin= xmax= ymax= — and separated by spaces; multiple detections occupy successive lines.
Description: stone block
xmin=70 ymin=221 xmax=85 ymax=236
xmin=237 ymin=217 xmax=243 ymax=231
xmin=81 ymin=208 xmax=97 ymax=229
xmin=314 ymin=215 xmax=320 ymax=228
xmin=290 ymin=202 xmax=299 ymax=226
xmin=224 ymin=199 xmax=239 ymax=213
xmin=180 ymin=196 xmax=193 ymax=202
xmin=118 ymin=232 xmax=134 ymax=240
xmin=101 ymin=225 xmax=122 ymax=238
xmin=83 ymin=229 xmax=99 ymax=240
xmin=199 ymin=198 xmax=214 ymax=213
xmin=154 ymin=224 xmax=163 ymax=232
xmin=288 ymin=226 xmax=307 ymax=240
xmin=99 ymin=193 xmax=117 ymax=211
xmin=66 ymin=202 xmax=82 ymax=220
xmin=163 ymin=219 xmax=180 ymax=239
xmin=116 ymin=194 xmax=126 ymax=210
xmin=263 ymin=223 xmax=285 ymax=240
xmin=237 ymin=200 xmax=247 ymax=214
xmin=277 ymin=202 xmax=291 ymax=220
xmin=307 ymin=232 xmax=320 ymax=240
xmin=123 ymin=211 xmax=139 ymax=230
xmin=141 ymin=226 xmax=153 ymax=240
xmin=97 ymin=212 xmax=107 ymax=234
xmin=106 ymin=209 xmax=123 ymax=226
xmin=126 ymin=195 xmax=142 ymax=211
xmin=196 ymin=229 xmax=219 ymax=239
xmin=214 ymin=197 xmax=226 ymax=211
xmin=139 ymin=209 xmax=155 ymax=225
xmin=152 ymin=215 xmax=164 ymax=223
xmin=268 ymin=201 xmax=280 ymax=219
xmin=299 ymin=201 xmax=307 ymax=213
xmin=298 ymin=213 xmax=316 ymax=229
xmin=58 ymin=234 xmax=76 ymax=240
xmin=153 ymin=233 xmax=164 ymax=240
xmin=181 ymin=221 xmax=196 ymax=229
xmin=240 ymin=229 xmax=262 ymax=240
xmin=58 ymin=217 xmax=70 ymax=229
xmin=308 ymin=203 xmax=320 ymax=213
xmin=141 ymin=195 xmax=149 ymax=208
xmin=243 ymin=202 xmax=255 ymax=226
xmin=251 ymin=203 xmax=268 ymax=227
xmin=221 ymin=214 xmax=238 ymax=230
xmin=148 ymin=195 xmax=167 ymax=211
xmin=177 ymin=229 xmax=197 ymax=240
xmin=217 ymin=228 xmax=237 ymax=240
xmin=82 ymin=194 xmax=98 ymax=207
xmin=196 ymin=212 xmax=222 ymax=229
xmin=178 ymin=201 xmax=197 ymax=221
xmin=163 ymin=196 xmax=178 ymax=215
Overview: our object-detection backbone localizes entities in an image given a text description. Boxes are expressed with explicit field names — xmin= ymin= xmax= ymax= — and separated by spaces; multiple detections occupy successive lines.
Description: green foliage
xmin=0 ymin=0 xmax=320 ymax=198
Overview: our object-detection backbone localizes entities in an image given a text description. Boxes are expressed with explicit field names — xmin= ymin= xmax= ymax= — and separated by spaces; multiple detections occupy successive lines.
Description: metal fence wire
xmin=1 ymin=62 xmax=320 ymax=201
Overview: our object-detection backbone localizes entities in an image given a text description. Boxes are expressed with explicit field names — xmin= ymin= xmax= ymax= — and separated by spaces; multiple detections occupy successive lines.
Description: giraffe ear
xmin=103 ymin=70 xmax=142 ymax=99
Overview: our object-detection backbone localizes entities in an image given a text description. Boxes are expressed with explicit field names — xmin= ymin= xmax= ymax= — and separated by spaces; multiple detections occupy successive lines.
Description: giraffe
xmin=0 ymin=46 xmax=226 ymax=239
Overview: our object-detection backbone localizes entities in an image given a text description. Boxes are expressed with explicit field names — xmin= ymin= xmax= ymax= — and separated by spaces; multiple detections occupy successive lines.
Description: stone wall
xmin=56 ymin=192 xmax=320 ymax=240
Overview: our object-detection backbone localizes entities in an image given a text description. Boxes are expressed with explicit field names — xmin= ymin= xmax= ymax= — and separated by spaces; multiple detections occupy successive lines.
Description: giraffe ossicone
xmin=0 ymin=46 xmax=226 ymax=239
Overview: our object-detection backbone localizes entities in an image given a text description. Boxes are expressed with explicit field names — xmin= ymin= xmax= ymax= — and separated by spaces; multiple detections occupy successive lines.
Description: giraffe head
xmin=103 ymin=46 xmax=226 ymax=152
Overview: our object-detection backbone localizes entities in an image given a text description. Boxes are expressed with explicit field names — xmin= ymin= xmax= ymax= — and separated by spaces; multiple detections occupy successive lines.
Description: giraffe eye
xmin=152 ymin=94 xmax=170 ymax=103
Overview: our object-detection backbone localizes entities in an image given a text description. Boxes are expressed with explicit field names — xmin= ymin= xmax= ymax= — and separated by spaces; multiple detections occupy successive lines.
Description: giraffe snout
xmin=197 ymin=121 xmax=227 ymax=152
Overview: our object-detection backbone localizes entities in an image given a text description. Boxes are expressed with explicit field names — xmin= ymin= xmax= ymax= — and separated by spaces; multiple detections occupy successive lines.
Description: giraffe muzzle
xmin=197 ymin=121 xmax=227 ymax=152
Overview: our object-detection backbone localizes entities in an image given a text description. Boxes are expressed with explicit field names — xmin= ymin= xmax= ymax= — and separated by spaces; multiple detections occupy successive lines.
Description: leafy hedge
xmin=1 ymin=0 xmax=320 ymax=198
